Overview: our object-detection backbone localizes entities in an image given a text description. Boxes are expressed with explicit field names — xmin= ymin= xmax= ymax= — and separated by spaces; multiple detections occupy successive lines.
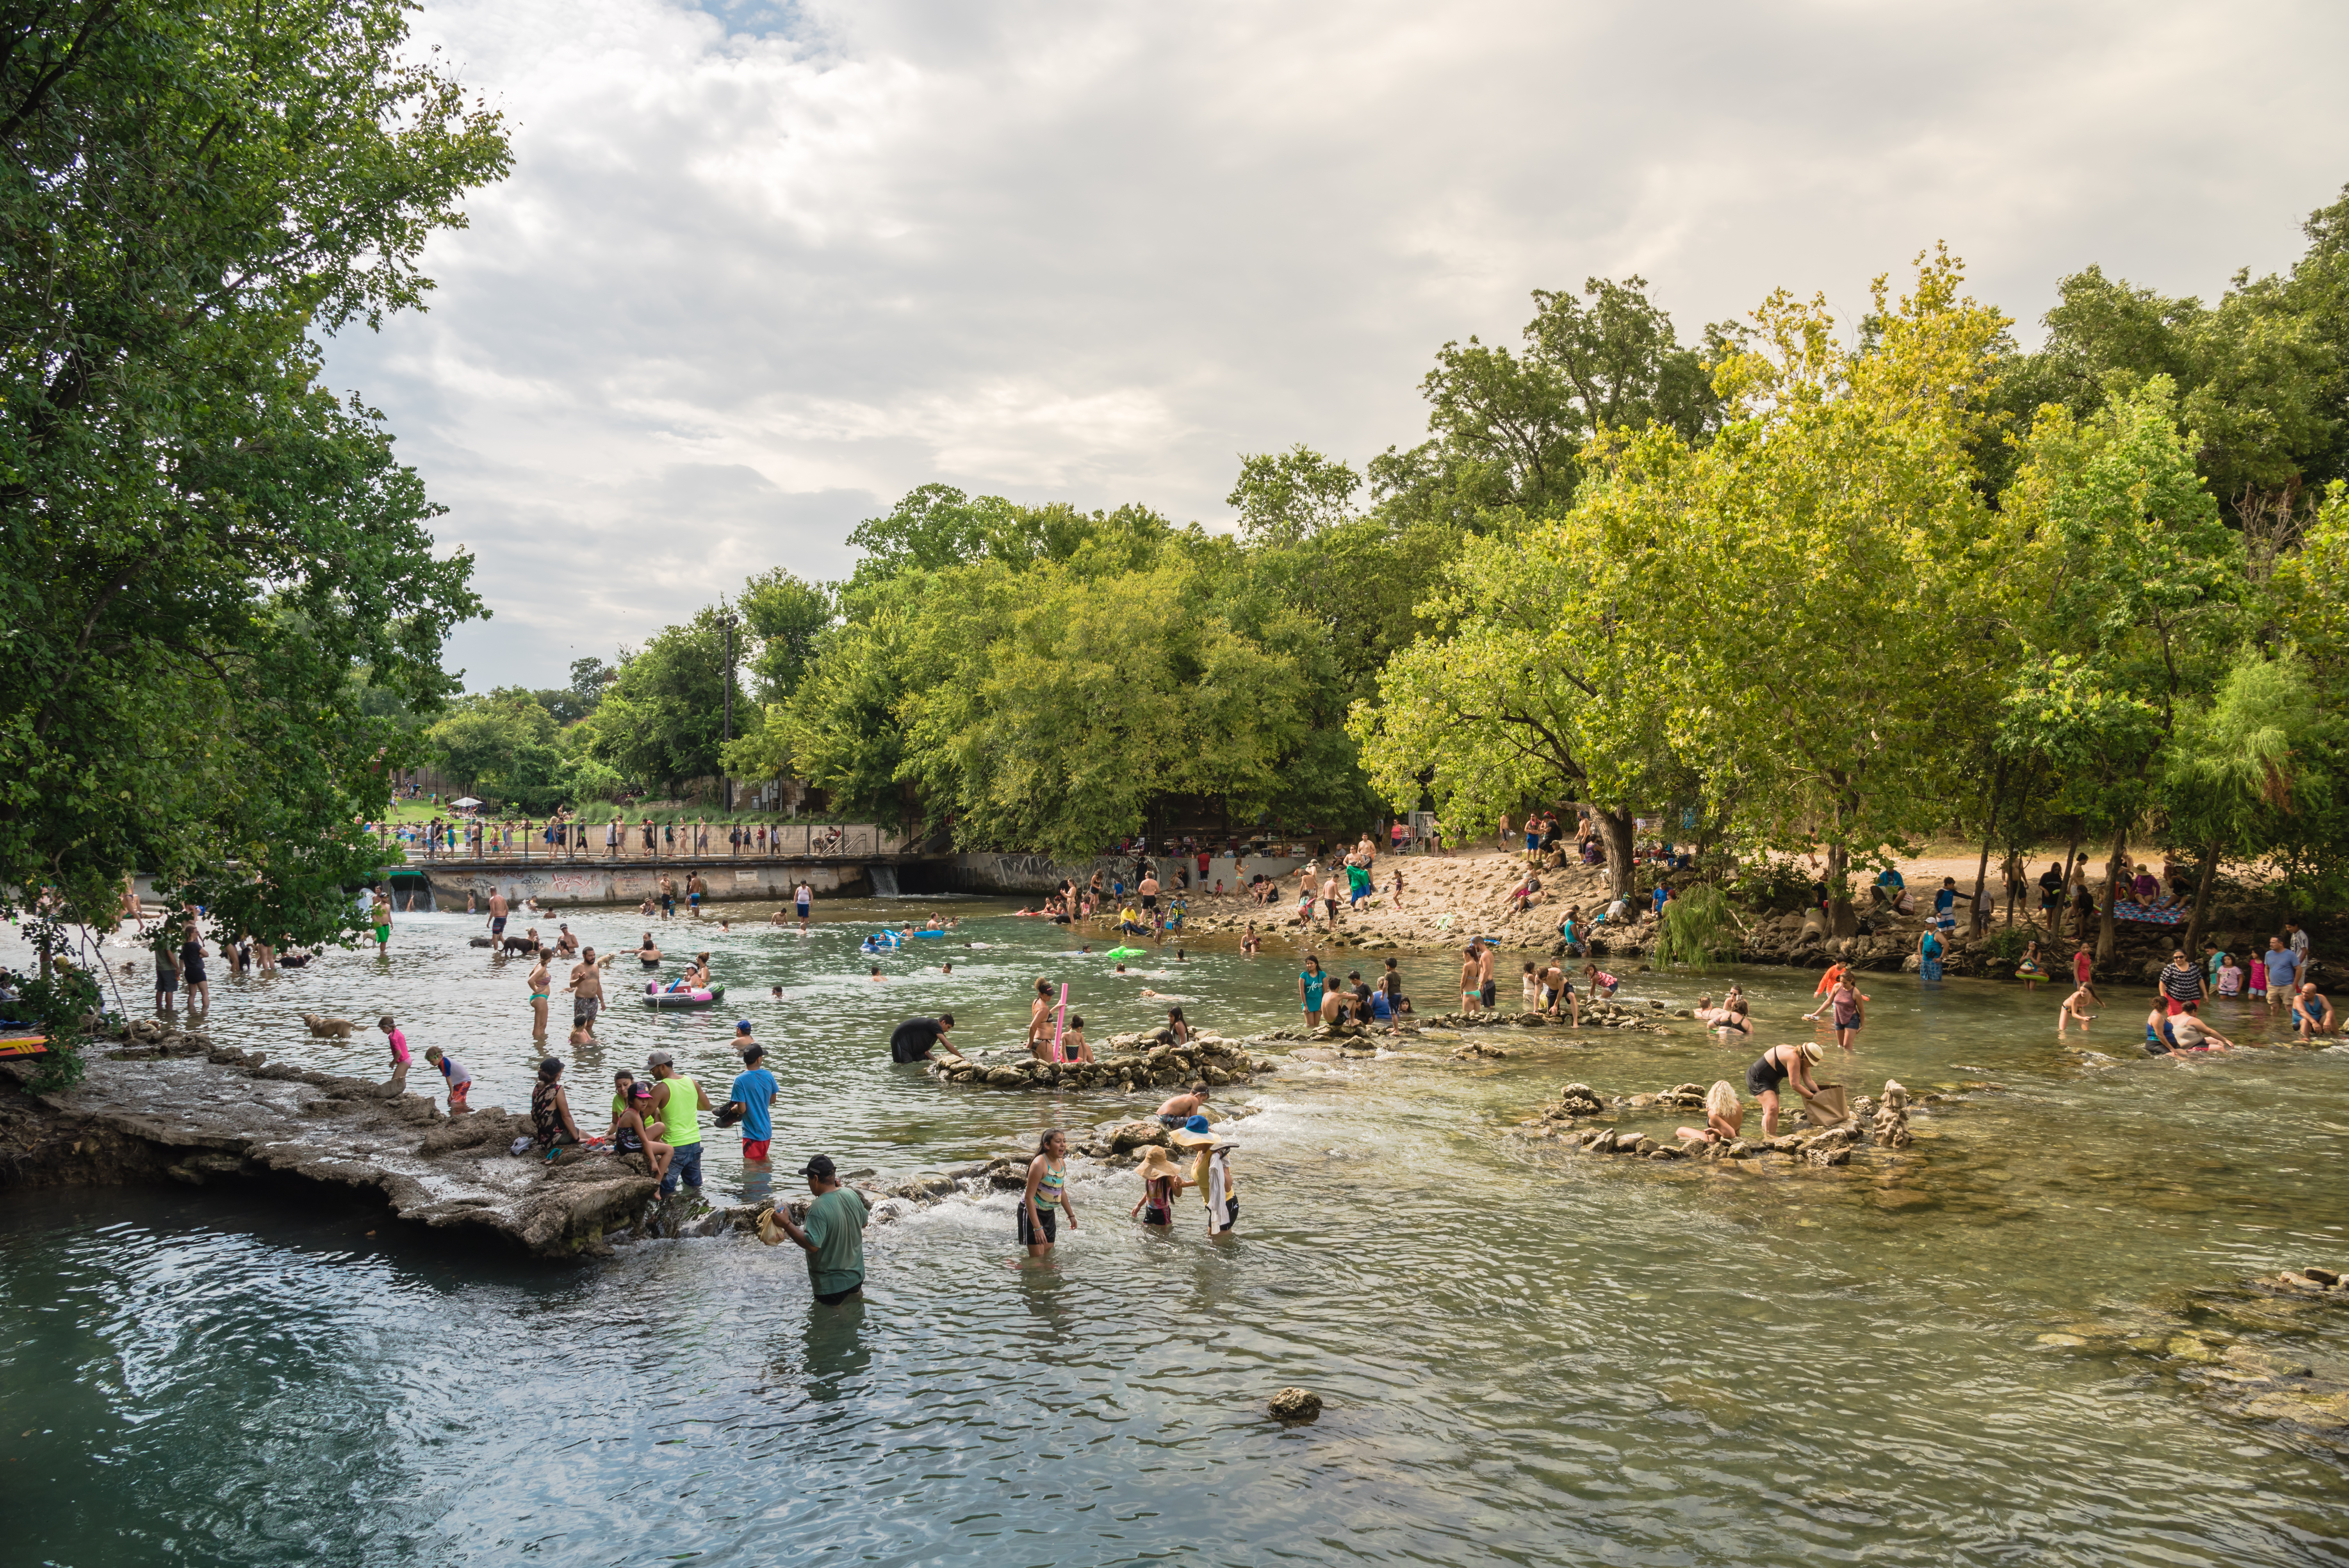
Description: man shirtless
xmin=1156 ymin=1085 xmax=1209 ymax=1128
xmin=487 ymin=886 xmax=509 ymax=943
xmin=567 ymin=948 xmax=605 ymax=1039
xmin=1476 ymin=943 xmax=1497 ymax=1012
xmin=1540 ymin=961 xmax=1579 ymax=1026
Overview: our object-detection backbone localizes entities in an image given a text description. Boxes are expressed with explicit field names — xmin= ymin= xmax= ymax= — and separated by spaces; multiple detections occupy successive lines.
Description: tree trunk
xmin=2096 ymin=827 xmax=2127 ymax=964
xmin=1971 ymin=762 xmax=2005 ymax=941
xmin=1826 ymin=841 xmax=1857 ymax=937
xmin=2182 ymin=839 xmax=2221 ymax=963
xmin=1598 ymin=807 xmax=1635 ymax=897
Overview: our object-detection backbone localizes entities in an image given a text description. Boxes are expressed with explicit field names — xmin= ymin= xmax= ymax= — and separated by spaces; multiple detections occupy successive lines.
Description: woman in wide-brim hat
xmin=1132 ymin=1145 xmax=1186 ymax=1228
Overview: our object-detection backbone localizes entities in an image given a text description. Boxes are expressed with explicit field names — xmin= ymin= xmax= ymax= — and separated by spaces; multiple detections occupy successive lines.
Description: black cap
xmin=800 ymin=1154 xmax=836 ymax=1180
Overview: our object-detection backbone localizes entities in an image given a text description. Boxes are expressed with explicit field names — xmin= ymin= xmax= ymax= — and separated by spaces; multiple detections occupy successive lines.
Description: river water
xmin=4 ymin=899 xmax=2346 ymax=1566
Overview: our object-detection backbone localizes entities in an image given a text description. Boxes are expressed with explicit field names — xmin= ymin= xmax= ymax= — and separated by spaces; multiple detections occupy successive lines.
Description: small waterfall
xmin=868 ymin=865 xmax=901 ymax=898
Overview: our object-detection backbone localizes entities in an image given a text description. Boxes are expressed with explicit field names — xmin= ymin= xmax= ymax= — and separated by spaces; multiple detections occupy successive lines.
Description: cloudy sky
xmin=325 ymin=0 xmax=2349 ymax=689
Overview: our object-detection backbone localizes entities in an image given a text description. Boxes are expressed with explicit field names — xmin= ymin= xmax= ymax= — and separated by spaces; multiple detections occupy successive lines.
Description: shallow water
xmin=5 ymin=901 xmax=2347 ymax=1566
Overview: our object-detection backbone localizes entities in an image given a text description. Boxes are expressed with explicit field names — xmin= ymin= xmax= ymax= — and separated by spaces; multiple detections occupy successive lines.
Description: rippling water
xmin=5 ymin=900 xmax=2347 ymax=1566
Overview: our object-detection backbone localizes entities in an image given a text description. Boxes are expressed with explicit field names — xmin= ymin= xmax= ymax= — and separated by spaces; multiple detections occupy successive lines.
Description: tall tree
xmin=1994 ymin=378 xmax=2246 ymax=959
xmin=0 ymin=0 xmax=506 ymax=1001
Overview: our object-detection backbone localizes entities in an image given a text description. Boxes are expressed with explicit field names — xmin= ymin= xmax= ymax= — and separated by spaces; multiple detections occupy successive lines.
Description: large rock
xmin=16 ymin=1046 xmax=657 ymax=1257
xmin=1268 ymin=1387 xmax=1323 ymax=1422
xmin=1108 ymin=1119 xmax=1171 ymax=1153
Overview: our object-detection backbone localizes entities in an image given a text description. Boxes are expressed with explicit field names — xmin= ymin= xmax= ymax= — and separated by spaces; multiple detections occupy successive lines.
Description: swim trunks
xmin=491 ymin=916 xmax=507 ymax=934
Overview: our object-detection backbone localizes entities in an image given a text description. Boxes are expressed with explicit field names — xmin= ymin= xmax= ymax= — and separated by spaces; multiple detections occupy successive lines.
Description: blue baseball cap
xmin=735 ymin=1019 xmax=753 ymax=1033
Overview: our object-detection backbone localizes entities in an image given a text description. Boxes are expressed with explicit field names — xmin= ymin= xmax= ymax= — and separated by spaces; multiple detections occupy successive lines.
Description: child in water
xmin=1166 ymin=1007 xmax=1191 ymax=1045
xmin=2058 ymin=985 xmax=2096 ymax=1034
xmin=2216 ymin=953 xmax=2243 ymax=998
xmin=2016 ymin=940 xmax=2046 ymax=989
xmin=1131 ymin=1146 xmax=1187 ymax=1228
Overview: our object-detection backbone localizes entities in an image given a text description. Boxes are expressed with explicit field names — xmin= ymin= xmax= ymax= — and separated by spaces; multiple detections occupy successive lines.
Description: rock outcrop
xmin=928 ymin=1029 xmax=1271 ymax=1092
xmin=3 ymin=1035 xmax=658 ymax=1258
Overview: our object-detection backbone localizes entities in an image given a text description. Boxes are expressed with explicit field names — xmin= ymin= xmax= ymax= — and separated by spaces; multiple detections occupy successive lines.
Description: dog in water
xmin=299 ymin=1012 xmax=355 ymax=1039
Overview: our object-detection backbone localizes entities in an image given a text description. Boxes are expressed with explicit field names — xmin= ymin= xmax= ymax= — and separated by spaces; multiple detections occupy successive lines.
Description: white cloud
xmin=323 ymin=0 xmax=2349 ymax=685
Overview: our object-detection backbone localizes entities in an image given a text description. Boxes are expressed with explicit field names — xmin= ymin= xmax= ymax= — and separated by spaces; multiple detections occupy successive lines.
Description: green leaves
xmin=0 ymin=0 xmax=506 ymax=939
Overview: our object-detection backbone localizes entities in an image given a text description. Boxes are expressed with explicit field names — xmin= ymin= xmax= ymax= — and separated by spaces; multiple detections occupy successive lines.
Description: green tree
xmin=740 ymin=568 xmax=834 ymax=704
xmin=583 ymin=610 xmax=748 ymax=795
xmin=1227 ymin=445 xmax=1362 ymax=545
xmin=429 ymin=693 xmax=562 ymax=809
xmin=0 ymin=0 xmax=506 ymax=1042
xmin=1994 ymin=378 xmax=2246 ymax=958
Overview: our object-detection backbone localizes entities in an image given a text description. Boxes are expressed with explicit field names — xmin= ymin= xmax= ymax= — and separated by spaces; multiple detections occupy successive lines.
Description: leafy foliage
xmin=0 ymin=0 xmax=507 ymax=943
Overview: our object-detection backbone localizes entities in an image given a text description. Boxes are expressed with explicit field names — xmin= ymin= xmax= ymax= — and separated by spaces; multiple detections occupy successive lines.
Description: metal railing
xmin=375 ymin=823 xmax=902 ymax=865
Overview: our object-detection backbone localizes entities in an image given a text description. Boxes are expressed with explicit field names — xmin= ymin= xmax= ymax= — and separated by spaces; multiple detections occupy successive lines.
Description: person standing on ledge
xmin=758 ymin=1155 xmax=870 ymax=1306
xmin=646 ymin=1050 xmax=711 ymax=1199
xmin=889 ymin=1014 xmax=961 ymax=1064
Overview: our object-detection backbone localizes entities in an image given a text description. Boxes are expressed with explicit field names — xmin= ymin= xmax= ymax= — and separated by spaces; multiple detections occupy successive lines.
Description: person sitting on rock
xmin=2143 ymin=1005 xmax=2181 ymax=1054
xmin=1157 ymin=1085 xmax=1209 ymax=1129
xmin=607 ymin=1081 xmax=673 ymax=1184
xmin=2291 ymin=982 xmax=2335 ymax=1039
xmin=1166 ymin=1007 xmax=1191 ymax=1046
xmin=531 ymin=1057 xmax=589 ymax=1153
xmin=1676 ymin=1081 xmax=1745 ymax=1147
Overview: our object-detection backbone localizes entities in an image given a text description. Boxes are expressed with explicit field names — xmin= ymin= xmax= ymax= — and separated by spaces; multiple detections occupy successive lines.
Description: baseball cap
xmin=645 ymin=1049 xmax=675 ymax=1069
xmin=735 ymin=1019 xmax=753 ymax=1033
xmin=799 ymin=1154 xmax=837 ymax=1180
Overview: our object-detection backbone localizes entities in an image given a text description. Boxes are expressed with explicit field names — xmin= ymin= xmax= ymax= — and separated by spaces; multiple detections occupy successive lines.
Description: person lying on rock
xmin=1676 ymin=1082 xmax=1745 ymax=1147
xmin=1157 ymin=1085 xmax=1209 ymax=1129
xmin=1745 ymin=1042 xmax=1823 ymax=1138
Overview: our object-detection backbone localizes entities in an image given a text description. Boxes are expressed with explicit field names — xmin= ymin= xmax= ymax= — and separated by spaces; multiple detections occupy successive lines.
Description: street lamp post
xmin=721 ymin=611 xmax=736 ymax=815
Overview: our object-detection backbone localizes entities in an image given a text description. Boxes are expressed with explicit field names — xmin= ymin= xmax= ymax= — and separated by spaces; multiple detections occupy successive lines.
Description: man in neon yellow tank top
xmin=647 ymin=1050 xmax=713 ymax=1198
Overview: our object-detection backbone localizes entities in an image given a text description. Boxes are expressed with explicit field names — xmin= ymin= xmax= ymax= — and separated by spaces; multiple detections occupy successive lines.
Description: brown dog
xmin=299 ymin=1012 xmax=354 ymax=1039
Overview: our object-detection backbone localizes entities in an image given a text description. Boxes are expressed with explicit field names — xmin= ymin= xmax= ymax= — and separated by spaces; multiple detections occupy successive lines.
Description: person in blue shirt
xmin=2262 ymin=937 xmax=2301 ymax=1014
xmin=1918 ymin=927 xmax=1944 ymax=982
xmin=729 ymin=1034 xmax=779 ymax=1165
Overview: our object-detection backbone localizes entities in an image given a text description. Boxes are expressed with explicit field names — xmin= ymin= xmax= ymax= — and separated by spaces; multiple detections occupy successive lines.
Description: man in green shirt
xmin=758 ymin=1154 xmax=869 ymax=1305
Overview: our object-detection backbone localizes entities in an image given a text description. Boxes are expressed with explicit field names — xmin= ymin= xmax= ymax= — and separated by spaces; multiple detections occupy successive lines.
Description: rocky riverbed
xmin=2033 ymin=1267 xmax=2349 ymax=1447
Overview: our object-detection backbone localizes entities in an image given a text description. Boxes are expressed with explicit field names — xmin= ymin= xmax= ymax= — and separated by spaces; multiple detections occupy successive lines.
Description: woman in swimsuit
xmin=1026 ymin=978 xmax=1055 ymax=1055
xmin=1241 ymin=922 xmax=1259 ymax=955
xmin=527 ymin=953 xmax=552 ymax=1040
xmin=1676 ymin=1081 xmax=1745 ymax=1147
xmin=1021 ymin=1129 xmax=1078 ymax=1259
xmin=1745 ymin=1041 xmax=1823 ymax=1137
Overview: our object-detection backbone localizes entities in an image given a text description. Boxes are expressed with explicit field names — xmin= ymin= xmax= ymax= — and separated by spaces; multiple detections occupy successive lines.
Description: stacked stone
xmin=929 ymin=1028 xmax=1271 ymax=1093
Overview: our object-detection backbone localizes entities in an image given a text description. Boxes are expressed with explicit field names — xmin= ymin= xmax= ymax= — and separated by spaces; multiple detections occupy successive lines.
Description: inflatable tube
xmin=641 ymin=984 xmax=725 ymax=1009
xmin=909 ymin=929 xmax=947 ymax=939
xmin=1104 ymin=946 xmax=1147 ymax=959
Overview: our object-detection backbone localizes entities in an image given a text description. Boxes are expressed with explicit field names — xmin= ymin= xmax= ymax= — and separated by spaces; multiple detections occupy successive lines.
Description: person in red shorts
xmin=424 ymin=1046 xmax=472 ymax=1113
xmin=729 ymin=1035 xmax=778 ymax=1164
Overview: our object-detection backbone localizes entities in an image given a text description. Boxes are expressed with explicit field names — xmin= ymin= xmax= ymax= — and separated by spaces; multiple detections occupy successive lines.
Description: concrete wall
xmin=948 ymin=851 xmax=1319 ymax=895
xmin=420 ymin=861 xmax=870 ymax=909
